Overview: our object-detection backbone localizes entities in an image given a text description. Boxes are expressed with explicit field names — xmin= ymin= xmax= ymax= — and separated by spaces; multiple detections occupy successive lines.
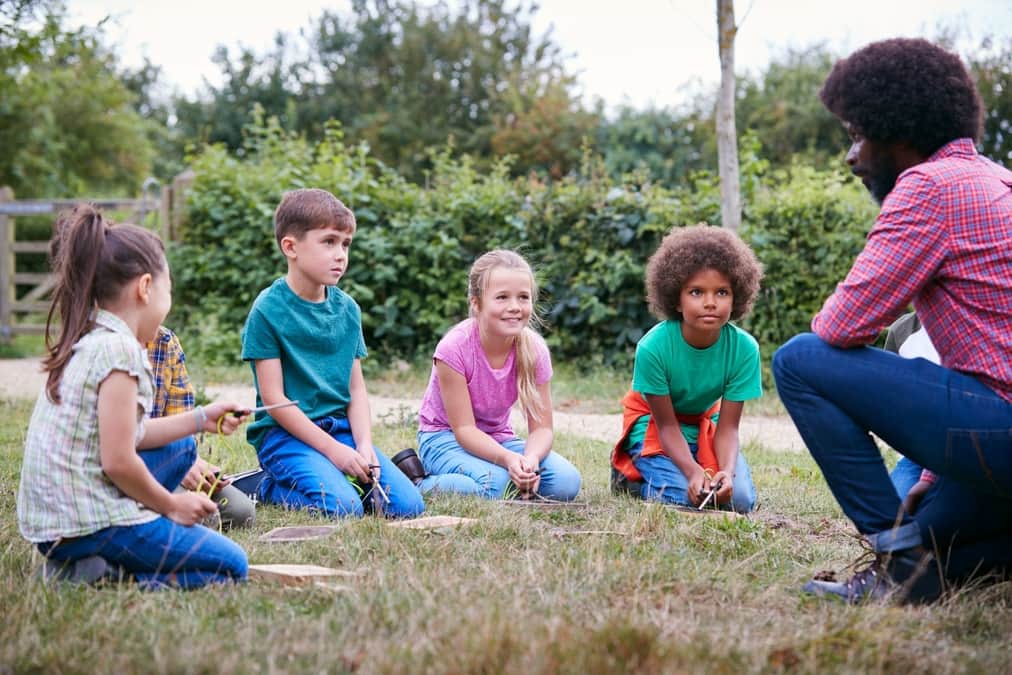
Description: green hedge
xmin=169 ymin=117 xmax=877 ymax=375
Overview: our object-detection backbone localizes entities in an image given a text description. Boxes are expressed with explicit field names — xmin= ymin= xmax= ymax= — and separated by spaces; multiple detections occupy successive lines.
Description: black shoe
xmin=228 ymin=468 xmax=267 ymax=501
xmin=803 ymin=545 xmax=943 ymax=604
xmin=391 ymin=448 xmax=427 ymax=485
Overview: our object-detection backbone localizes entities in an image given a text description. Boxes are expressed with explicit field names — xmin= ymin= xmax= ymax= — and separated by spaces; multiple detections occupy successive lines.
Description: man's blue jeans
xmin=773 ymin=333 xmax=1012 ymax=576
xmin=40 ymin=437 xmax=248 ymax=589
xmin=257 ymin=416 xmax=425 ymax=518
xmin=417 ymin=430 xmax=582 ymax=500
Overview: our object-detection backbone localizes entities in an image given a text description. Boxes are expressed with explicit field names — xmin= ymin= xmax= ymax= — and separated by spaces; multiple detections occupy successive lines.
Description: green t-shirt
xmin=241 ymin=278 xmax=367 ymax=450
xmin=628 ymin=320 xmax=762 ymax=446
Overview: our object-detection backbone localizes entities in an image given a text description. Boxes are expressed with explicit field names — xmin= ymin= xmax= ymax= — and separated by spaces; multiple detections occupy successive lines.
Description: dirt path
xmin=0 ymin=357 xmax=806 ymax=452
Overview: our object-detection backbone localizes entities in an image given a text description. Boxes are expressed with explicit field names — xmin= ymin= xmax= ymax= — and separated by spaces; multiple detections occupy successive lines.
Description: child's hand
xmin=361 ymin=447 xmax=381 ymax=483
xmin=710 ymin=470 xmax=734 ymax=505
xmin=507 ymin=455 xmax=538 ymax=494
xmin=333 ymin=446 xmax=373 ymax=483
xmin=201 ymin=401 xmax=249 ymax=435
xmin=687 ymin=467 xmax=708 ymax=507
xmin=181 ymin=457 xmax=230 ymax=494
xmin=903 ymin=480 xmax=932 ymax=515
xmin=166 ymin=491 xmax=217 ymax=526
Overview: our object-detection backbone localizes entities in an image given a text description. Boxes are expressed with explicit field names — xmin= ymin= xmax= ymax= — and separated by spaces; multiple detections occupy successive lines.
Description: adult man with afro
xmin=772 ymin=38 xmax=1012 ymax=604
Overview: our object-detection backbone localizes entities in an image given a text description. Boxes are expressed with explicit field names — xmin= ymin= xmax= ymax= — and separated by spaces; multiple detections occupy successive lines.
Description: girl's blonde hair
xmin=468 ymin=250 xmax=546 ymax=421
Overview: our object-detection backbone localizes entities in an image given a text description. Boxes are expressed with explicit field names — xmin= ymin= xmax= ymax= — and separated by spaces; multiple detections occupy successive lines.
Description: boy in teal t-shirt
xmin=241 ymin=188 xmax=423 ymax=518
xmin=612 ymin=224 xmax=764 ymax=512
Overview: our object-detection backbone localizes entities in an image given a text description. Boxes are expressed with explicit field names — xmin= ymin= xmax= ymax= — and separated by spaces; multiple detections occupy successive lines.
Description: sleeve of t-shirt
xmin=95 ymin=332 xmax=152 ymax=423
xmin=722 ymin=331 xmax=763 ymax=402
xmin=631 ymin=336 xmax=670 ymax=396
xmin=241 ymin=300 xmax=281 ymax=362
xmin=531 ymin=330 xmax=553 ymax=386
xmin=432 ymin=323 xmax=470 ymax=379
xmin=351 ymin=299 xmax=368 ymax=360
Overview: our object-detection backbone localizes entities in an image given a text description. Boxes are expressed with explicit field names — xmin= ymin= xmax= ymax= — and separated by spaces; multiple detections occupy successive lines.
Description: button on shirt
xmin=17 ymin=310 xmax=158 ymax=543
xmin=812 ymin=139 xmax=1012 ymax=402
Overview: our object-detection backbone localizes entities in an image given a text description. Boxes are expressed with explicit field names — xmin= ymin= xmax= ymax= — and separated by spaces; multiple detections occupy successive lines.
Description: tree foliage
xmin=173 ymin=0 xmax=581 ymax=181
xmin=0 ymin=0 xmax=153 ymax=197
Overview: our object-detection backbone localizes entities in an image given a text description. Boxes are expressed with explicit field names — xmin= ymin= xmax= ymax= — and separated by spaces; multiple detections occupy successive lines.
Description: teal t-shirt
xmin=241 ymin=278 xmax=367 ymax=450
xmin=628 ymin=321 xmax=762 ymax=446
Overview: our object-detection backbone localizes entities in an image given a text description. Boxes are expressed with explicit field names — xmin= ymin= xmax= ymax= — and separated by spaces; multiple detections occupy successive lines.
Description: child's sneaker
xmin=803 ymin=545 xmax=943 ymax=604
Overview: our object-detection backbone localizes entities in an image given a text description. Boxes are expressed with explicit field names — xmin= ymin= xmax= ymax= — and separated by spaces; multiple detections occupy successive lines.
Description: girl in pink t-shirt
xmin=416 ymin=250 xmax=581 ymax=500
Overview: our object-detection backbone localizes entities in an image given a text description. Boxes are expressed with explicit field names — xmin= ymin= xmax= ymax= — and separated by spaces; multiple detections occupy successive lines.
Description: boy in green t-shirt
xmin=241 ymin=188 xmax=424 ymax=518
xmin=612 ymin=224 xmax=764 ymax=512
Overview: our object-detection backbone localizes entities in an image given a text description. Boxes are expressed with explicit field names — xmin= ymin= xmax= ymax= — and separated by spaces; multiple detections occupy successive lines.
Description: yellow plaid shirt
xmin=146 ymin=326 xmax=194 ymax=418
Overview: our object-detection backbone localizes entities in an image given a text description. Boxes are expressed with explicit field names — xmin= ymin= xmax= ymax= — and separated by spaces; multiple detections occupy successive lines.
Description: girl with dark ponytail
xmin=18 ymin=205 xmax=250 ymax=589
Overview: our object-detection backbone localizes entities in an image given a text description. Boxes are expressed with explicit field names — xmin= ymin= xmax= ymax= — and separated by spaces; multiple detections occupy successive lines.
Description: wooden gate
xmin=0 ymin=187 xmax=161 ymax=341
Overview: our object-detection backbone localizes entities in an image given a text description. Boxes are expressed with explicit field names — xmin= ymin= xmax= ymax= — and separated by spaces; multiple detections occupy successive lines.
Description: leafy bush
xmin=171 ymin=116 xmax=878 ymax=381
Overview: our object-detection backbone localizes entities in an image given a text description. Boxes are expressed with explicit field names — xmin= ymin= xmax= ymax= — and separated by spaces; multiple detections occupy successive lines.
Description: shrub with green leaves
xmin=171 ymin=115 xmax=878 ymax=380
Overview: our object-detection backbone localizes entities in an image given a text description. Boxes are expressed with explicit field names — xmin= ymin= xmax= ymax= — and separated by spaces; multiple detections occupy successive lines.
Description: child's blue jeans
xmin=628 ymin=441 xmax=757 ymax=512
xmin=39 ymin=437 xmax=248 ymax=589
xmin=417 ymin=430 xmax=582 ymax=500
xmin=773 ymin=333 xmax=1012 ymax=577
xmin=257 ymin=416 xmax=425 ymax=518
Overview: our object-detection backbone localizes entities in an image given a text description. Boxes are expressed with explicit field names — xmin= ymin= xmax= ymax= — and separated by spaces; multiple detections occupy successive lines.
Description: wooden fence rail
xmin=0 ymin=188 xmax=162 ymax=341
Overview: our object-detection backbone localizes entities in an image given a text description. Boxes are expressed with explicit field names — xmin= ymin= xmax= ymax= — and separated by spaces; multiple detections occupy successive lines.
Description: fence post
xmin=0 ymin=186 xmax=13 ymax=343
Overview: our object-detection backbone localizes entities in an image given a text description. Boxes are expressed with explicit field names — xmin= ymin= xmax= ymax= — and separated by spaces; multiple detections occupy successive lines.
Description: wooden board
xmin=664 ymin=504 xmax=744 ymax=518
xmin=258 ymin=525 xmax=340 ymax=542
xmin=248 ymin=564 xmax=359 ymax=586
xmin=387 ymin=515 xmax=478 ymax=530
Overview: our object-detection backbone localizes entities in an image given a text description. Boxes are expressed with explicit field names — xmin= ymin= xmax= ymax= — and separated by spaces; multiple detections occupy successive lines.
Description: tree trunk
xmin=716 ymin=0 xmax=741 ymax=231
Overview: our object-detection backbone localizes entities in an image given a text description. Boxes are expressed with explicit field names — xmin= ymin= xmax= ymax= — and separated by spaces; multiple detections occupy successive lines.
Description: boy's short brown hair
xmin=274 ymin=188 xmax=356 ymax=248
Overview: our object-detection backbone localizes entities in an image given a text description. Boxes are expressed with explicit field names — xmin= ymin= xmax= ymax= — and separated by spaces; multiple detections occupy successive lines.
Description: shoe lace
xmin=840 ymin=537 xmax=892 ymax=597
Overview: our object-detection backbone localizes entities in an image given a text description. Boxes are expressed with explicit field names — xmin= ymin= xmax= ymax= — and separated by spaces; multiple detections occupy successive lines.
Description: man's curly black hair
xmin=819 ymin=38 xmax=982 ymax=157
xmin=646 ymin=224 xmax=763 ymax=322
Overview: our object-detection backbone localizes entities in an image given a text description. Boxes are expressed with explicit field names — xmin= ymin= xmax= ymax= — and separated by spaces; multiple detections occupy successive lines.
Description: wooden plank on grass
xmin=248 ymin=564 xmax=359 ymax=586
xmin=387 ymin=515 xmax=478 ymax=530
xmin=258 ymin=525 xmax=340 ymax=542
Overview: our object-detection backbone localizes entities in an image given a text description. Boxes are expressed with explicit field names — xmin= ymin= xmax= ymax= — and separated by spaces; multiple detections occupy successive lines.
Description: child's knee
xmin=731 ymin=478 xmax=757 ymax=513
xmin=544 ymin=469 xmax=582 ymax=501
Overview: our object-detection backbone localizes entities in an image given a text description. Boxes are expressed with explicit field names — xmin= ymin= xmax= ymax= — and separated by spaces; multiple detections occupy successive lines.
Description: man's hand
xmin=903 ymin=479 xmax=932 ymax=515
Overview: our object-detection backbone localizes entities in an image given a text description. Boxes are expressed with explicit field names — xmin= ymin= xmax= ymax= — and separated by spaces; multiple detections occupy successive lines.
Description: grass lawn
xmin=1 ymin=374 xmax=1010 ymax=673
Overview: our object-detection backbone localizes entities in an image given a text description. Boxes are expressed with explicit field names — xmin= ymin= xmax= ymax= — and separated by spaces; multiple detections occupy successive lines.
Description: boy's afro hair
xmin=819 ymin=38 xmax=982 ymax=157
xmin=646 ymin=224 xmax=763 ymax=322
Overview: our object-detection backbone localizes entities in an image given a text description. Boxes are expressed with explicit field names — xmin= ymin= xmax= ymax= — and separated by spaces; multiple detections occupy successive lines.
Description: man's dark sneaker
xmin=803 ymin=546 xmax=943 ymax=604
xmin=41 ymin=555 xmax=123 ymax=586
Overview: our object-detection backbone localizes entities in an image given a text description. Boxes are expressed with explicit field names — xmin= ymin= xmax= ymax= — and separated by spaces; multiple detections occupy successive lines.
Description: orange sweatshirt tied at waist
xmin=611 ymin=390 xmax=721 ymax=483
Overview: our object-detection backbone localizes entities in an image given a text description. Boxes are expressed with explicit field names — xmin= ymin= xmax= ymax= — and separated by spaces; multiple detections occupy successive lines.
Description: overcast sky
xmin=67 ymin=0 xmax=1012 ymax=110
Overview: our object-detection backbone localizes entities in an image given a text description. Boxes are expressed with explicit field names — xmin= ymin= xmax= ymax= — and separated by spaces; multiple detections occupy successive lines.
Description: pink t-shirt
xmin=418 ymin=319 xmax=553 ymax=442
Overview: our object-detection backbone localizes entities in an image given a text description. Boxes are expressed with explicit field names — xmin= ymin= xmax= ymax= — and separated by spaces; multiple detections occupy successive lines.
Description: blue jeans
xmin=629 ymin=441 xmax=757 ymax=512
xmin=417 ymin=430 xmax=582 ymax=500
xmin=39 ymin=437 xmax=248 ymax=589
xmin=258 ymin=416 xmax=424 ymax=518
xmin=773 ymin=333 xmax=1012 ymax=573
xmin=890 ymin=456 xmax=924 ymax=499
